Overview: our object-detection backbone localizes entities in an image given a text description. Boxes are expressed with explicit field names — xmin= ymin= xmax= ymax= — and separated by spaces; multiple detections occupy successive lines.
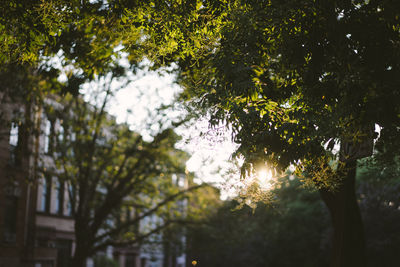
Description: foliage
xmin=234 ymin=181 xmax=273 ymax=210
xmin=0 ymin=0 xmax=224 ymax=142
xmin=6 ymin=1 xmax=399 ymax=171
xmin=186 ymin=182 xmax=222 ymax=221
xmin=3 ymin=0 xmax=399 ymax=264
xmin=187 ymin=175 xmax=330 ymax=267
xmin=0 ymin=0 xmax=141 ymax=74
xmin=0 ymin=0 xmax=166 ymax=117
xmin=143 ymin=0 xmax=400 ymax=183
xmin=188 ymin=164 xmax=400 ymax=267
xmin=357 ymin=158 xmax=400 ymax=267
xmin=0 ymin=0 xmax=135 ymax=144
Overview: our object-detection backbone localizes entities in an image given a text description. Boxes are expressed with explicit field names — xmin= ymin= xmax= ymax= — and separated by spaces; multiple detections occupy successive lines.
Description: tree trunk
xmin=72 ymin=228 xmax=92 ymax=267
xmin=72 ymin=245 xmax=89 ymax=267
xmin=319 ymin=160 xmax=366 ymax=267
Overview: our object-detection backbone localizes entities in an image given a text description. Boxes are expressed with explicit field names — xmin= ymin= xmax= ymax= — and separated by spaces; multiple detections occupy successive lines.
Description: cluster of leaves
xmin=234 ymin=181 xmax=273 ymax=210
xmin=294 ymin=156 xmax=346 ymax=191
xmin=1 ymin=1 xmax=139 ymax=71
xmin=0 ymin=0 xmax=131 ymax=143
xmin=1 ymin=0 xmax=226 ymax=79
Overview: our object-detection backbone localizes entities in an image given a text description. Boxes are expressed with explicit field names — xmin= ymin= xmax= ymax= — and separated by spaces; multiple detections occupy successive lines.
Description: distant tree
xmin=41 ymin=75 xmax=199 ymax=267
xmin=357 ymin=158 xmax=400 ymax=267
xmin=186 ymin=176 xmax=330 ymax=267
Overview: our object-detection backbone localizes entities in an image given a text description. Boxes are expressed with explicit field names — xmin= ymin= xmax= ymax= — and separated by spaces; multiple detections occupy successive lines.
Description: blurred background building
xmin=0 ymin=97 xmax=186 ymax=267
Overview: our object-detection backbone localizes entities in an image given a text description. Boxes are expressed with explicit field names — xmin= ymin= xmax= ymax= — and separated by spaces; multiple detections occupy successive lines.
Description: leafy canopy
xmin=143 ymin=0 xmax=400 ymax=181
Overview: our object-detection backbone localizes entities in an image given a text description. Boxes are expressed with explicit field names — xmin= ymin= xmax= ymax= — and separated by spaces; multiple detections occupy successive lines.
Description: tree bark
xmin=72 ymin=224 xmax=92 ymax=267
xmin=319 ymin=160 xmax=366 ymax=267
xmin=72 ymin=244 xmax=89 ymax=267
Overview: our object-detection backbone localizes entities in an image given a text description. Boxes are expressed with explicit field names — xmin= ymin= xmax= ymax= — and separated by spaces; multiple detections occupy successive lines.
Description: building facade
xmin=0 ymin=97 xmax=186 ymax=267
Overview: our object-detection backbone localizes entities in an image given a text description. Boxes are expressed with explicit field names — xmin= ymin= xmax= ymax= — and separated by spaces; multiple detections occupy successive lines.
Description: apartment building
xmin=0 ymin=96 xmax=186 ymax=267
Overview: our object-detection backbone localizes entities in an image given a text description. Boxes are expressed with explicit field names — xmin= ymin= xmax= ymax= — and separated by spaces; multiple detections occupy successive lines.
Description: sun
xmin=256 ymin=168 xmax=273 ymax=190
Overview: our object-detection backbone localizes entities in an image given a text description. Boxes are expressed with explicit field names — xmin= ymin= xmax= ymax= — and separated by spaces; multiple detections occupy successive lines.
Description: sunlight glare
xmin=257 ymin=168 xmax=273 ymax=190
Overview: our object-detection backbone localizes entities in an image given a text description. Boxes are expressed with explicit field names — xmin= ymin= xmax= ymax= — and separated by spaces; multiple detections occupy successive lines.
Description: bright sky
xmin=106 ymin=65 xmax=240 ymax=198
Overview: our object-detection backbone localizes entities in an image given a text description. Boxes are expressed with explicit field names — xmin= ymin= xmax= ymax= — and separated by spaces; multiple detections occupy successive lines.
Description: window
xmin=54 ymin=179 xmax=64 ymax=215
xmin=66 ymin=185 xmax=73 ymax=216
xmin=40 ymin=176 xmax=51 ymax=213
xmin=9 ymin=122 xmax=19 ymax=147
xmin=56 ymin=121 xmax=65 ymax=157
xmin=9 ymin=122 xmax=19 ymax=165
xmin=44 ymin=119 xmax=54 ymax=154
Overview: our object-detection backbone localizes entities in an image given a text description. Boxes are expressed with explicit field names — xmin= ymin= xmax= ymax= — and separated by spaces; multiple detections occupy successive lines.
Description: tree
xmin=141 ymin=1 xmax=400 ymax=266
xmin=41 ymin=76 xmax=198 ymax=267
